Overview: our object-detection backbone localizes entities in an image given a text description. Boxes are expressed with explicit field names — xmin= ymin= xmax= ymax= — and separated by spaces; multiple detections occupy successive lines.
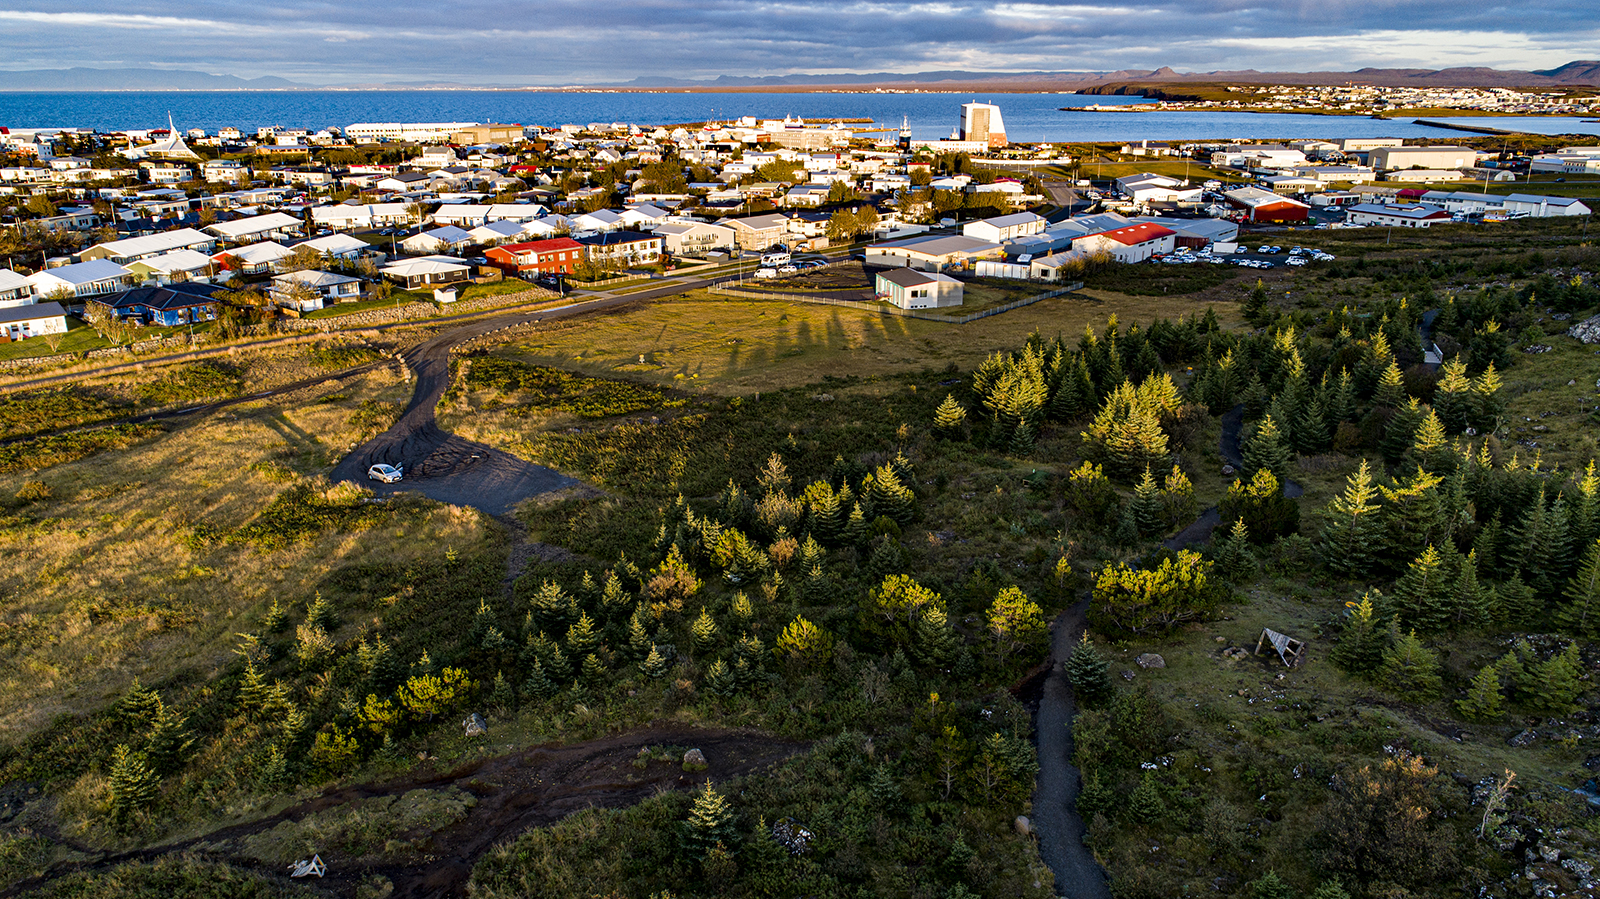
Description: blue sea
xmin=0 ymin=91 xmax=1596 ymax=142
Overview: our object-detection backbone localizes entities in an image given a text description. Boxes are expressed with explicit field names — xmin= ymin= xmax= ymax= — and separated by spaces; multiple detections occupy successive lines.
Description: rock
xmin=1570 ymin=314 xmax=1600 ymax=344
xmin=1214 ymin=636 xmax=1227 ymax=644
xmin=1136 ymin=653 xmax=1167 ymax=669
xmin=1014 ymin=815 xmax=1031 ymax=836
xmin=1221 ymin=464 xmax=1236 ymax=476
xmin=683 ymin=748 xmax=708 ymax=772
xmin=1509 ymin=729 xmax=1538 ymax=748
xmin=1540 ymin=844 xmax=1561 ymax=862
xmin=463 ymin=713 xmax=487 ymax=737
xmin=1563 ymin=858 xmax=1593 ymax=877
xmin=1121 ymin=669 xmax=1137 ymax=681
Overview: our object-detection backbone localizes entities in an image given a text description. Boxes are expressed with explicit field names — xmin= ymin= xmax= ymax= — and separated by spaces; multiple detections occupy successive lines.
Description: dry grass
xmin=484 ymin=288 xmax=1239 ymax=395
xmin=0 ymin=366 xmax=494 ymax=738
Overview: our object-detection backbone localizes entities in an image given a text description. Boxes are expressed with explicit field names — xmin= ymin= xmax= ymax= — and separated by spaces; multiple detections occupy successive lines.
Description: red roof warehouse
xmin=1223 ymin=186 xmax=1311 ymax=224
xmin=485 ymin=237 xmax=586 ymax=274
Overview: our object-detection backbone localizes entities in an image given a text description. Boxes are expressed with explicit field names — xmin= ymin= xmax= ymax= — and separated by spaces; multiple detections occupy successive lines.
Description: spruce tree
xmin=1319 ymin=459 xmax=1383 ymax=579
xmin=107 ymin=745 xmax=159 ymax=830
xmin=1528 ymin=642 xmax=1584 ymax=715
xmin=911 ymin=606 xmax=959 ymax=668
xmin=1455 ymin=663 xmax=1503 ymax=722
xmin=1126 ymin=770 xmax=1167 ymax=825
xmin=1379 ymin=628 xmax=1443 ymax=701
xmin=842 ymin=502 xmax=871 ymax=547
xmin=1064 ymin=633 xmax=1114 ymax=706
xmin=1569 ymin=461 xmax=1600 ymax=554
xmin=1162 ymin=465 xmax=1197 ymax=529
xmin=1452 ymin=550 xmax=1493 ymax=629
xmin=1374 ymin=360 xmax=1407 ymax=410
xmin=933 ymin=394 xmax=968 ymax=439
xmin=625 ymin=611 xmax=653 ymax=661
xmin=1469 ymin=362 xmax=1504 ymax=431
xmin=1390 ymin=545 xmax=1452 ymax=633
xmin=1382 ymin=398 xmax=1425 ymax=463
xmin=580 ymin=653 xmax=606 ymax=685
xmin=531 ymin=580 xmax=575 ymax=632
xmin=1433 ymin=358 xmax=1473 ymax=434
xmin=1559 ymin=538 xmax=1600 ymax=636
xmin=1249 ymin=871 xmax=1295 ymax=899
xmin=521 ymin=659 xmax=558 ymax=700
xmin=1130 ymin=467 xmax=1166 ymax=538
xmin=144 ymin=701 xmax=192 ymax=776
xmin=566 ymin=611 xmax=600 ymax=658
xmin=682 ymin=780 xmax=738 ymax=861
xmin=117 ymin=678 xmax=163 ymax=729
xmin=1213 ymin=517 xmax=1255 ymax=582
xmin=1410 ymin=409 xmax=1453 ymax=472
xmin=1331 ymin=592 xmax=1386 ymax=675
xmin=690 ymin=607 xmax=719 ymax=654
xmin=1497 ymin=574 xmax=1540 ymax=628
xmin=640 ymin=643 xmax=671 ymax=679
xmin=489 ymin=670 xmax=516 ymax=711
xmin=1241 ymin=414 xmax=1292 ymax=484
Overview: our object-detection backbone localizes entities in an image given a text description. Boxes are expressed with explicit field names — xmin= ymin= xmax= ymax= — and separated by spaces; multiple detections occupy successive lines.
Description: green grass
xmin=0 ymin=319 xmax=111 ymax=362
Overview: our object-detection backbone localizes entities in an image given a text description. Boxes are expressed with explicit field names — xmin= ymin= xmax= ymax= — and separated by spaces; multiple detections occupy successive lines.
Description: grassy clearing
xmin=0 ymin=320 xmax=111 ymax=363
xmin=482 ymin=289 xmax=1238 ymax=395
xmin=237 ymin=786 xmax=476 ymax=865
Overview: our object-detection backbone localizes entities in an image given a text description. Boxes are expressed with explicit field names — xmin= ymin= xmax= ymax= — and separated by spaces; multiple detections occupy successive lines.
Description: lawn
xmin=482 ymin=288 xmax=1239 ymax=395
xmin=303 ymin=280 xmax=541 ymax=320
xmin=0 ymin=318 xmax=112 ymax=362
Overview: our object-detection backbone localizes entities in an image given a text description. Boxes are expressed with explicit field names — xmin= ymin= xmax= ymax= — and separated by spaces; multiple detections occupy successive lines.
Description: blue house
xmin=92 ymin=282 xmax=223 ymax=327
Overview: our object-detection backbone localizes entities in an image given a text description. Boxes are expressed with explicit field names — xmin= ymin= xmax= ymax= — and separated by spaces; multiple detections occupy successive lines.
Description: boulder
xmin=1570 ymin=314 xmax=1600 ymax=344
xmin=1014 ymin=815 xmax=1032 ymax=836
xmin=1121 ymin=669 xmax=1137 ymax=681
xmin=463 ymin=713 xmax=487 ymax=738
xmin=1136 ymin=653 xmax=1166 ymax=669
xmin=1508 ymin=729 xmax=1538 ymax=748
xmin=683 ymin=748 xmax=708 ymax=772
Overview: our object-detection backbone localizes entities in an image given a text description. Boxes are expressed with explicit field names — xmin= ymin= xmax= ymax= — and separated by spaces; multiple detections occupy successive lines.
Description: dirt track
xmin=5 ymin=725 xmax=804 ymax=899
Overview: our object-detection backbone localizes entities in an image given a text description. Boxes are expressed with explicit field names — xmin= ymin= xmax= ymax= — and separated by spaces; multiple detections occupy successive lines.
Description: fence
xmin=709 ymin=281 xmax=1083 ymax=325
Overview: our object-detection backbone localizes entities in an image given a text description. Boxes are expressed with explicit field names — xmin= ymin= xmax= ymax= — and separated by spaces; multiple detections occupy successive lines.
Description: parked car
xmin=753 ymin=267 xmax=778 ymax=279
xmin=778 ymin=264 xmax=798 ymax=274
xmin=1287 ymin=256 xmax=1307 ymax=267
xmin=368 ymin=463 xmax=403 ymax=484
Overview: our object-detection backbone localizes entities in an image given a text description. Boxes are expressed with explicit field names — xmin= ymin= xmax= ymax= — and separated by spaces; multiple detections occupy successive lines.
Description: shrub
xmin=1090 ymin=550 xmax=1223 ymax=634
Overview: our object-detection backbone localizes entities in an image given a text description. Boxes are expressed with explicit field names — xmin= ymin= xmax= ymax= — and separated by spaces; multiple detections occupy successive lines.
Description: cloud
xmin=0 ymin=0 xmax=1591 ymax=82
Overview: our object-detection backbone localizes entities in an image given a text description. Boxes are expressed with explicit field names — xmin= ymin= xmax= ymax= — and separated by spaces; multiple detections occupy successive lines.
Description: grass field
xmin=482 ymin=288 xmax=1238 ymax=394
xmin=0 ymin=319 xmax=112 ymax=362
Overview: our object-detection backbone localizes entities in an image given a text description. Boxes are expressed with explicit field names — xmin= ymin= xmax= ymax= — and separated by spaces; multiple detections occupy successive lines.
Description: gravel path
xmin=1032 ymin=599 xmax=1113 ymax=899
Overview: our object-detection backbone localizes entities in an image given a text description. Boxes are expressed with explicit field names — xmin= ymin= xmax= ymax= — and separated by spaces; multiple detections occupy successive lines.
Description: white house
xmin=467 ymin=221 xmax=529 ymax=245
xmin=295 ymin=233 xmax=377 ymax=261
xmin=24 ymin=259 xmax=133 ymax=299
xmin=1345 ymin=203 xmax=1453 ymax=228
xmin=126 ymin=249 xmax=217 ymax=284
xmin=217 ymin=241 xmax=296 ymax=275
xmin=570 ymin=210 xmax=626 ymax=233
xmin=401 ymin=226 xmax=473 ymax=255
xmin=963 ymin=212 xmax=1046 ymax=244
xmin=0 ymin=269 xmax=31 ymax=306
xmin=1115 ymin=173 xmax=1203 ymax=205
xmin=381 ymin=255 xmax=472 ymax=289
xmin=621 ymin=204 xmax=672 ymax=228
xmin=270 ymin=270 xmax=362 ymax=311
xmin=654 ymin=221 xmax=736 ymax=257
xmin=0 ymin=301 xmax=68 ymax=341
xmin=1502 ymin=194 xmax=1592 ymax=218
xmin=81 ymin=228 xmax=216 ymax=264
xmin=876 ymin=268 xmax=964 ymax=309
xmin=1070 ymin=222 xmax=1176 ymax=263
xmin=865 ymin=234 xmax=1005 ymax=272
xmin=204 ymin=212 xmax=303 ymax=245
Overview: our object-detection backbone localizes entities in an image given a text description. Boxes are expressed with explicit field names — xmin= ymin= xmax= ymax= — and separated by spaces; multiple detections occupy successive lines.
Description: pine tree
xmin=1374 ymin=360 xmax=1407 ymax=409
xmin=1497 ymin=574 xmax=1540 ymax=628
xmin=682 ymin=780 xmax=737 ymax=861
xmin=1129 ymin=467 xmax=1166 ymax=538
xmin=531 ymin=580 xmax=575 ymax=632
xmin=117 ymin=678 xmax=163 ymax=729
xmin=1559 ymin=538 xmax=1600 ymax=636
xmin=1382 ymin=399 xmax=1425 ymax=463
xmin=304 ymin=592 xmax=337 ymax=632
xmin=1308 ymin=879 xmax=1351 ymax=899
xmin=144 ymin=701 xmax=192 ymax=776
xmin=600 ymin=570 xmax=630 ymax=617
xmin=566 ymin=611 xmax=600 ymax=658
xmin=1249 ymin=871 xmax=1295 ymax=899
xmin=843 ymin=502 xmax=871 ymax=547
xmin=774 ymin=615 xmax=836 ymax=670
xmin=1528 ymin=642 xmax=1584 ymax=715
xmin=1469 ymin=362 xmax=1504 ymax=431
xmin=1126 ymin=770 xmax=1167 ymax=825
xmin=1451 ymin=550 xmax=1493 ymax=629
xmin=1212 ymin=517 xmax=1255 ymax=582
xmin=1320 ymin=459 xmax=1383 ymax=579
xmin=1410 ymin=408 xmax=1454 ymax=473
xmin=107 ymin=745 xmax=159 ymax=829
xmin=933 ymin=394 xmax=968 ymax=439
xmin=489 ymin=670 xmax=516 ymax=711
xmin=262 ymin=599 xmax=288 ymax=633
xmin=1390 ymin=545 xmax=1452 ymax=633
xmin=1455 ymin=663 xmax=1503 ymax=722
xmin=866 ymin=463 xmax=916 ymax=526
xmin=640 ymin=643 xmax=671 ymax=679
xmin=625 ymin=610 xmax=653 ymax=661
xmin=237 ymin=661 xmax=269 ymax=716
xmin=1161 ymin=465 xmax=1197 ymax=528
xmin=910 ymin=606 xmax=959 ymax=668
xmin=580 ymin=652 xmax=606 ymax=685
xmin=521 ymin=659 xmax=558 ymax=700
xmin=690 ymin=607 xmax=718 ymax=654
xmin=1064 ymin=633 xmax=1114 ymax=706
xmin=705 ymin=659 xmax=738 ymax=696
xmin=1331 ymin=592 xmax=1386 ymax=675
xmin=1379 ymin=628 xmax=1443 ymax=701
xmin=1241 ymin=414 xmax=1292 ymax=484
xmin=1433 ymin=357 xmax=1473 ymax=434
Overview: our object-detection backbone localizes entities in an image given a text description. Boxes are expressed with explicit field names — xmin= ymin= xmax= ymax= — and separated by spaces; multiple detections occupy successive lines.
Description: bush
xmin=1090 ymin=550 xmax=1225 ymax=634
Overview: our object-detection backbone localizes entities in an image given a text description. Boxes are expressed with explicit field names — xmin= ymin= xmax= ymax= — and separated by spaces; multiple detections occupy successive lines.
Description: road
xmin=326 ymin=267 xmax=750 ymax=515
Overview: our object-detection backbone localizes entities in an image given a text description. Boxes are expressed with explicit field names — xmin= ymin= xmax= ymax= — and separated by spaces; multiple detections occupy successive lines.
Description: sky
xmin=0 ymin=0 xmax=1594 ymax=84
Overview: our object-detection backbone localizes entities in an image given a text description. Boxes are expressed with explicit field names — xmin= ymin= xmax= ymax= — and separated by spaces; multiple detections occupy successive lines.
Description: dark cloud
xmin=0 ymin=0 xmax=1592 ymax=82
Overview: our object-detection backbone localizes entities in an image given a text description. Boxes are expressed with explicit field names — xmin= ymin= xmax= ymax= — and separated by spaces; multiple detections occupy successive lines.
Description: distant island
xmin=1 ymin=61 xmax=1598 ymax=93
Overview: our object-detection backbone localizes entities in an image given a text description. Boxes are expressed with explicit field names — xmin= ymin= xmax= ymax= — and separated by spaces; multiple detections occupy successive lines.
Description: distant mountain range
xmin=1 ymin=62 xmax=1597 ymax=93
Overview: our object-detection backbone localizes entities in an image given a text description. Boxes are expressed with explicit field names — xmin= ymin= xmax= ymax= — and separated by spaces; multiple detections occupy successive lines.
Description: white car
xmin=778 ymin=264 xmax=798 ymax=274
xmin=368 ymin=463 xmax=403 ymax=484
xmin=1287 ymin=256 xmax=1307 ymax=267
xmin=753 ymin=267 xmax=778 ymax=280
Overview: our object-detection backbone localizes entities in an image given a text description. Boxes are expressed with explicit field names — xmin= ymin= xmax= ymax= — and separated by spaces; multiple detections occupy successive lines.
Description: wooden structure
xmin=1254 ymin=628 xmax=1307 ymax=668
xmin=289 ymin=855 xmax=326 ymax=878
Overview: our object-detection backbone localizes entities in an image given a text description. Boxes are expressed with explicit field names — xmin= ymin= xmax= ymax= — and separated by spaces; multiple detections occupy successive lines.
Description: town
xmin=0 ymin=100 xmax=1593 ymax=352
